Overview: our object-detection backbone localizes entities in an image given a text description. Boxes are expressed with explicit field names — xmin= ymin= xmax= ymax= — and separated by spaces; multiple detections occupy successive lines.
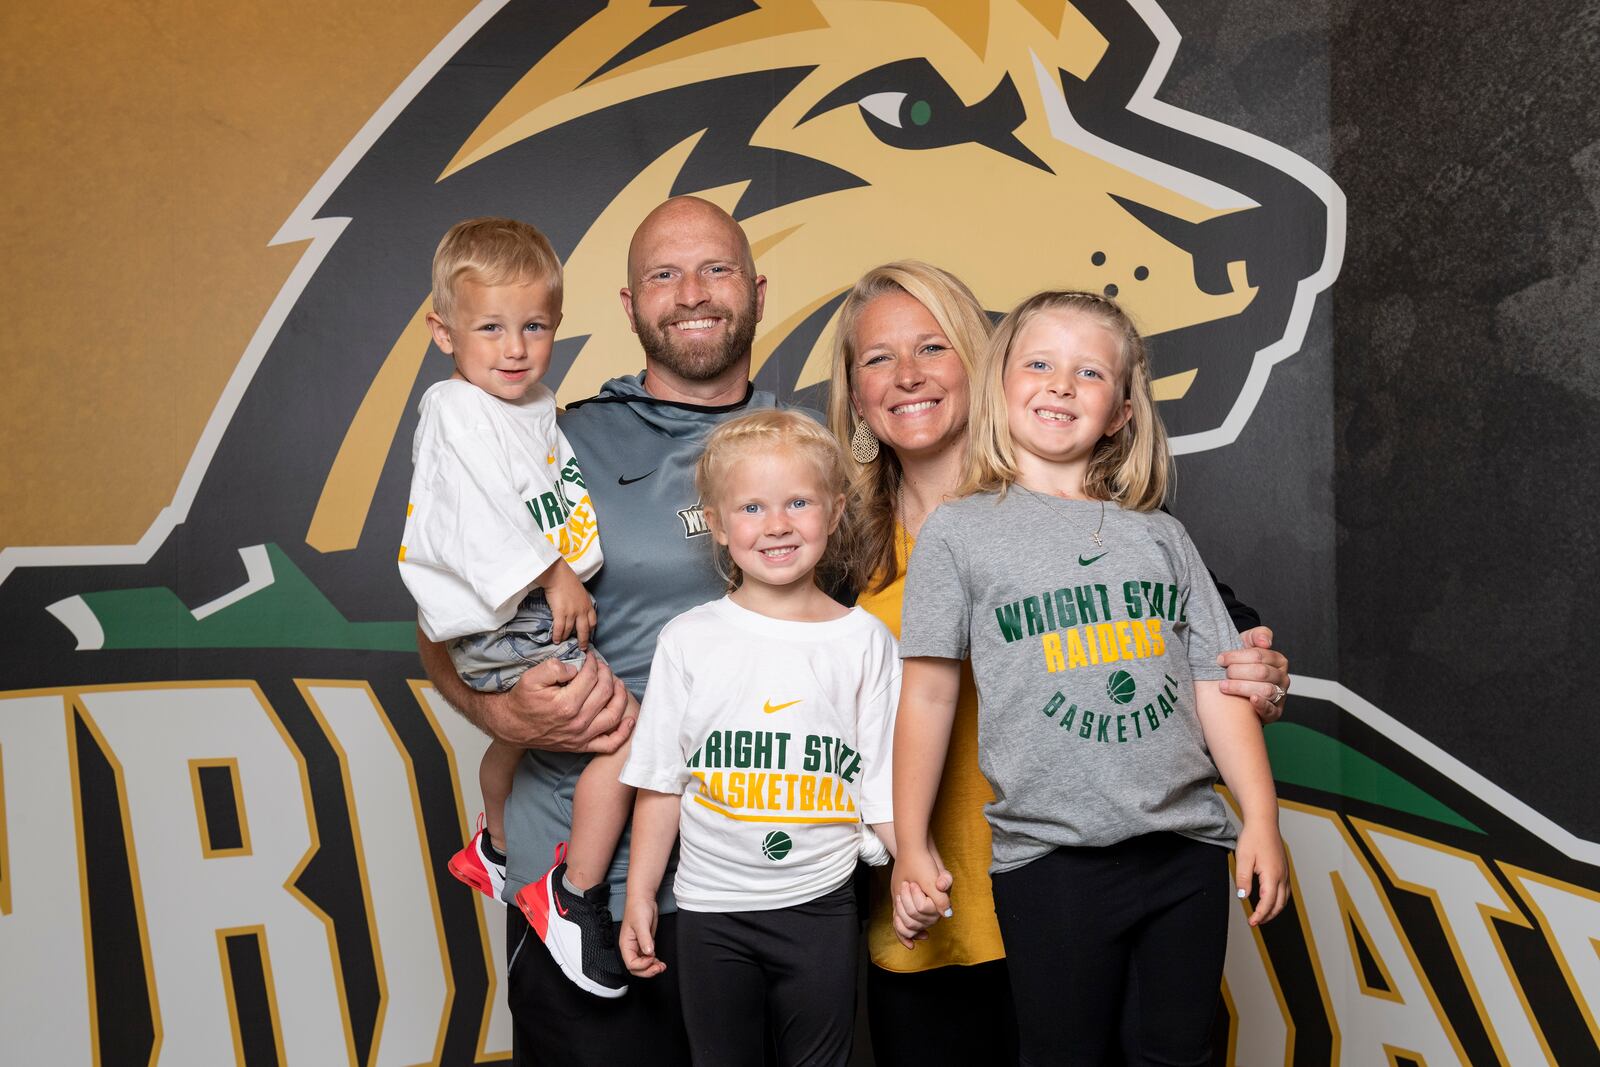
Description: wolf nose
xmin=1110 ymin=194 xmax=1250 ymax=297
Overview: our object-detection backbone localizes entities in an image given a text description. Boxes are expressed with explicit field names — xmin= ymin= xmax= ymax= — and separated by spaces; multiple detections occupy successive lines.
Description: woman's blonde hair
xmin=826 ymin=261 xmax=992 ymax=592
xmin=695 ymin=410 xmax=857 ymax=594
xmin=962 ymin=290 xmax=1170 ymax=511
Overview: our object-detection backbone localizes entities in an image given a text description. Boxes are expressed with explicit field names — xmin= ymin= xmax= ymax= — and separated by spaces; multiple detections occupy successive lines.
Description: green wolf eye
xmin=858 ymin=92 xmax=934 ymax=129
xmin=800 ymin=58 xmax=1047 ymax=172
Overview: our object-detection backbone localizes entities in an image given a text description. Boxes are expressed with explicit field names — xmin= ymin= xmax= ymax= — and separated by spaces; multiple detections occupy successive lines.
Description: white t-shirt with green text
xmin=622 ymin=597 xmax=899 ymax=911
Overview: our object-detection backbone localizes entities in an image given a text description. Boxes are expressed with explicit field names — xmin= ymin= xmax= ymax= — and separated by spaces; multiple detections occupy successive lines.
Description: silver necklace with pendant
xmin=1023 ymin=485 xmax=1106 ymax=548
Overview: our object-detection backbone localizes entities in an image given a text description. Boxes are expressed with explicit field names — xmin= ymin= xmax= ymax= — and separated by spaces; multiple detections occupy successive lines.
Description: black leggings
xmin=867 ymin=958 xmax=1019 ymax=1066
xmin=676 ymin=881 xmax=858 ymax=1067
xmin=990 ymin=834 xmax=1229 ymax=1067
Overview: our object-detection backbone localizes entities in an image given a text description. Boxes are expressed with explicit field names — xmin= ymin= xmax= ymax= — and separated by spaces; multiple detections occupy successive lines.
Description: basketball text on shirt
xmin=685 ymin=728 xmax=865 ymax=824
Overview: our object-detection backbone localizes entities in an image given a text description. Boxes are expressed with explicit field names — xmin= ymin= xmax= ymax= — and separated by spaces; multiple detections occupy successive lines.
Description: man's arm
xmin=417 ymin=629 xmax=635 ymax=752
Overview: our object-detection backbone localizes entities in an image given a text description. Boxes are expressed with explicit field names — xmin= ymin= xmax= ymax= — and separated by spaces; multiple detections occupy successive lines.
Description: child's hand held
xmin=889 ymin=849 xmax=951 ymax=948
xmin=891 ymin=878 xmax=945 ymax=948
xmin=619 ymin=898 xmax=664 ymax=978
xmin=928 ymin=839 xmax=955 ymax=898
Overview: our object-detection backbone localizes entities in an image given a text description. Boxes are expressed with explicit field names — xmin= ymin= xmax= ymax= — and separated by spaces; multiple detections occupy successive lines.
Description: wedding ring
xmin=1270 ymin=684 xmax=1287 ymax=706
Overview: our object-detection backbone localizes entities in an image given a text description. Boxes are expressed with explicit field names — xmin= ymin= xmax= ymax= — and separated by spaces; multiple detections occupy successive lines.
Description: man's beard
xmin=633 ymin=295 xmax=758 ymax=383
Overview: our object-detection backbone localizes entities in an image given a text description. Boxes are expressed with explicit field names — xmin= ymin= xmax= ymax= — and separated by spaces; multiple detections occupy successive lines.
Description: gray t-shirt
xmin=900 ymin=488 xmax=1243 ymax=873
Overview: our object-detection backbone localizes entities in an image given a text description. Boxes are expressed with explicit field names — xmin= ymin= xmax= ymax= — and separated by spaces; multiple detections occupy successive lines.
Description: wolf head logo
xmin=3 ymin=0 xmax=1340 ymax=656
xmin=14 ymin=11 xmax=1600 ymax=1066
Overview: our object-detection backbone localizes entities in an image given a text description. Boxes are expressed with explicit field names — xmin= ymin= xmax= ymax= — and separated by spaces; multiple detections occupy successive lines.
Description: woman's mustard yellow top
xmin=859 ymin=529 xmax=1005 ymax=971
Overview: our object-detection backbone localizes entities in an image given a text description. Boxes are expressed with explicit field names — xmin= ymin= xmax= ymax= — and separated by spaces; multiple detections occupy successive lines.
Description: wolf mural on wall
xmin=2 ymin=2 xmax=1597 ymax=1065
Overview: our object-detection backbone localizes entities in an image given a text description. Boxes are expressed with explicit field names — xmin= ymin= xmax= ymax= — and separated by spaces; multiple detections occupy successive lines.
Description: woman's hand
xmin=1235 ymin=821 xmax=1289 ymax=927
xmin=1219 ymin=626 xmax=1290 ymax=723
xmin=619 ymin=895 xmax=664 ymax=978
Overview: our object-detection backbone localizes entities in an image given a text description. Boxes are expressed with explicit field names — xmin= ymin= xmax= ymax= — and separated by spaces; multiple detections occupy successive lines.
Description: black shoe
xmin=516 ymin=854 xmax=629 ymax=998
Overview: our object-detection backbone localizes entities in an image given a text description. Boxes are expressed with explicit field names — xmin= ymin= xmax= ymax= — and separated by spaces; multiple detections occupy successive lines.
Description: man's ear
xmin=752 ymin=274 xmax=767 ymax=324
xmin=426 ymin=310 xmax=454 ymax=355
xmin=619 ymin=288 xmax=639 ymax=334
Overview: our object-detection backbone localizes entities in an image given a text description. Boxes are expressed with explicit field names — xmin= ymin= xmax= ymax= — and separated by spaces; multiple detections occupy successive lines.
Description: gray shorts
xmin=449 ymin=589 xmax=595 ymax=693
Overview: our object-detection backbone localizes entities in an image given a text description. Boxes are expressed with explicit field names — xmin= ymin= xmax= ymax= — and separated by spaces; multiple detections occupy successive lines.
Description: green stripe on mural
xmin=1265 ymin=722 xmax=1481 ymax=833
xmin=80 ymin=544 xmax=415 ymax=652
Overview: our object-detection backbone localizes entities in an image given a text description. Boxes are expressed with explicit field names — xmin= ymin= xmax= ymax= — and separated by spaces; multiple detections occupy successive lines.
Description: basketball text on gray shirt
xmin=899 ymin=489 xmax=1243 ymax=873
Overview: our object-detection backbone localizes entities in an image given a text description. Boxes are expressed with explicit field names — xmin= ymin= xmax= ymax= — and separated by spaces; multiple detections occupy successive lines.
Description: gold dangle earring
xmin=850 ymin=419 xmax=880 ymax=463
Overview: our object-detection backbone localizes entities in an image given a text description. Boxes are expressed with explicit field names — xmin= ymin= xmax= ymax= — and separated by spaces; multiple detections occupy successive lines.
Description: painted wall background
xmin=1 ymin=2 xmax=1597 ymax=1064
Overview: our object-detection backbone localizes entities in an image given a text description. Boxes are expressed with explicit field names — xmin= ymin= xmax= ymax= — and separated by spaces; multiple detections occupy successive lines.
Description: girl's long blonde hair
xmin=695 ymin=410 xmax=857 ymax=594
xmin=962 ymin=290 xmax=1171 ymax=511
xmin=826 ymin=262 xmax=992 ymax=592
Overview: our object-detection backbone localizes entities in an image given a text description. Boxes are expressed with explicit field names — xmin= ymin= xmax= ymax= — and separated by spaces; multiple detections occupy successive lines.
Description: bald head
xmin=619 ymin=196 xmax=767 ymax=398
xmin=626 ymin=196 xmax=756 ymax=286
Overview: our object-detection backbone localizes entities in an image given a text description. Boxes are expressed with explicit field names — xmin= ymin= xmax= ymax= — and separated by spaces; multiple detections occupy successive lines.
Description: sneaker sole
xmin=447 ymin=850 xmax=504 ymax=901
xmin=515 ymin=877 xmax=627 ymax=1000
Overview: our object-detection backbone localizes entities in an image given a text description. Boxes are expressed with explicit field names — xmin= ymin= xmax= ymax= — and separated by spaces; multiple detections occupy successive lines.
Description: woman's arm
xmin=1194 ymin=680 xmax=1288 ymax=926
xmin=889 ymin=656 xmax=962 ymax=945
xmin=618 ymin=789 xmax=682 ymax=978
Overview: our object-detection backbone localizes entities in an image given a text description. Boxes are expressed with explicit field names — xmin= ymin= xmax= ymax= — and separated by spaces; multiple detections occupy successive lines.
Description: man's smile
xmin=670 ymin=316 xmax=722 ymax=332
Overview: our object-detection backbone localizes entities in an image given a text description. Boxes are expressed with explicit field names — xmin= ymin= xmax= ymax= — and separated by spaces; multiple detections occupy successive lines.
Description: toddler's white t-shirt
xmin=400 ymin=379 xmax=602 ymax=642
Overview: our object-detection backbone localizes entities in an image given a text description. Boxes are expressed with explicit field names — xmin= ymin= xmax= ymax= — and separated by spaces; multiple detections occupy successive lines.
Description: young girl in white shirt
xmin=891 ymin=290 xmax=1289 ymax=1065
xmin=618 ymin=410 xmax=899 ymax=1066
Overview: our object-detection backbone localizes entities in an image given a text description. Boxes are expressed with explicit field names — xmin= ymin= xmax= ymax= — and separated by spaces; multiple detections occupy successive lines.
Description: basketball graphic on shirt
xmin=1106 ymin=670 xmax=1137 ymax=705
xmin=761 ymin=831 xmax=794 ymax=862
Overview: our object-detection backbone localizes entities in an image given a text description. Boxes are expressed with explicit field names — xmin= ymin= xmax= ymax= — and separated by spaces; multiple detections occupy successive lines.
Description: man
xmin=420 ymin=195 xmax=1291 ymax=1064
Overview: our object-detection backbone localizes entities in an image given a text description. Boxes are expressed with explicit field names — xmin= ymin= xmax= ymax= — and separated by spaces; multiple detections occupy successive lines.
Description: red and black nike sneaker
xmin=515 ymin=845 xmax=629 ymax=999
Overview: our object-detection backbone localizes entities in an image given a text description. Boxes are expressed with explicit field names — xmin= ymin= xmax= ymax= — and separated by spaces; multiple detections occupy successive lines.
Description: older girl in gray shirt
xmin=890 ymin=291 xmax=1288 ymax=1066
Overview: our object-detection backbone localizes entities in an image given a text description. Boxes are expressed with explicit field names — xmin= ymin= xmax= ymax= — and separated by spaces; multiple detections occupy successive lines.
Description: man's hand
xmin=1219 ymin=626 xmax=1290 ymax=723
xmin=490 ymin=655 xmax=633 ymax=751
xmin=417 ymin=631 xmax=632 ymax=753
xmin=539 ymin=558 xmax=597 ymax=648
